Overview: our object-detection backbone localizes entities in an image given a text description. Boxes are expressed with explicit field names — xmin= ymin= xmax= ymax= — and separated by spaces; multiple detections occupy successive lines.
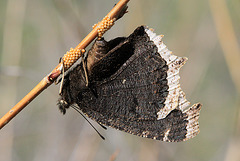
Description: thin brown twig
xmin=0 ymin=0 xmax=130 ymax=130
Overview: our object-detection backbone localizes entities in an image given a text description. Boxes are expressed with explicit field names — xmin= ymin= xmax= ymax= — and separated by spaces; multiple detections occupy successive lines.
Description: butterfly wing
xmin=74 ymin=26 xmax=201 ymax=142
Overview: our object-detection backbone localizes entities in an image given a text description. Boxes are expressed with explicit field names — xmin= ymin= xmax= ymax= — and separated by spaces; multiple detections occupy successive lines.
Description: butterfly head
xmin=58 ymin=99 xmax=69 ymax=114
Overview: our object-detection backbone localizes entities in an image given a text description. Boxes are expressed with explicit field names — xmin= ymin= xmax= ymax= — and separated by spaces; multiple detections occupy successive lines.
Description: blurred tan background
xmin=0 ymin=0 xmax=240 ymax=161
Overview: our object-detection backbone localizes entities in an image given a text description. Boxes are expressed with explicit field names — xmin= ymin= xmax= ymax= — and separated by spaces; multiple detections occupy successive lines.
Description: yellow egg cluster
xmin=62 ymin=48 xmax=85 ymax=70
xmin=62 ymin=16 xmax=115 ymax=70
xmin=93 ymin=16 xmax=115 ymax=38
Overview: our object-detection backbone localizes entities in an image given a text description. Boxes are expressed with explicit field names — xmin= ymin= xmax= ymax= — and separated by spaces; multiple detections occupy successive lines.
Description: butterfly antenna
xmin=71 ymin=105 xmax=105 ymax=140
xmin=98 ymin=123 xmax=107 ymax=130
xmin=72 ymin=105 xmax=107 ymax=130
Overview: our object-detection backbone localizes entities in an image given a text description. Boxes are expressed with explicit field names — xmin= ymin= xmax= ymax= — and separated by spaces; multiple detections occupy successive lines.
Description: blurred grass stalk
xmin=209 ymin=0 xmax=240 ymax=93
xmin=209 ymin=0 xmax=240 ymax=160
xmin=0 ymin=0 xmax=27 ymax=160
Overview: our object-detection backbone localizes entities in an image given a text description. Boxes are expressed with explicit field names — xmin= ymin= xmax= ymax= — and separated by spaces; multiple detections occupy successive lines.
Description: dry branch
xmin=0 ymin=0 xmax=130 ymax=129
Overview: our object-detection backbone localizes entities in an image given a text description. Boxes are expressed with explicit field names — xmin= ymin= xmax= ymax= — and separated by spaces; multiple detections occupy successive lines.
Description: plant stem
xmin=0 ymin=0 xmax=130 ymax=130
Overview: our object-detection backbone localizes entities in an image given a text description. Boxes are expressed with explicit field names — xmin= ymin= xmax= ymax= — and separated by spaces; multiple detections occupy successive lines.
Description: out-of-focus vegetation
xmin=0 ymin=0 xmax=239 ymax=161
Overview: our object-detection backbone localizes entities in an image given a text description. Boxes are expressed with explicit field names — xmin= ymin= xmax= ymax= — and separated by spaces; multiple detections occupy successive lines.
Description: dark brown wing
xmin=59 ymin=26 xmax=201 ymax=142
xmin=75 ymin=26 xmax=201 ymax=142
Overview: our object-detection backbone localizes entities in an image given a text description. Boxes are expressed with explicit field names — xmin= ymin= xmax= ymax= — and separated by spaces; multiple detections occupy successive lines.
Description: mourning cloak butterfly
xmin=58 ymin=26 xmax=202 ymax=142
